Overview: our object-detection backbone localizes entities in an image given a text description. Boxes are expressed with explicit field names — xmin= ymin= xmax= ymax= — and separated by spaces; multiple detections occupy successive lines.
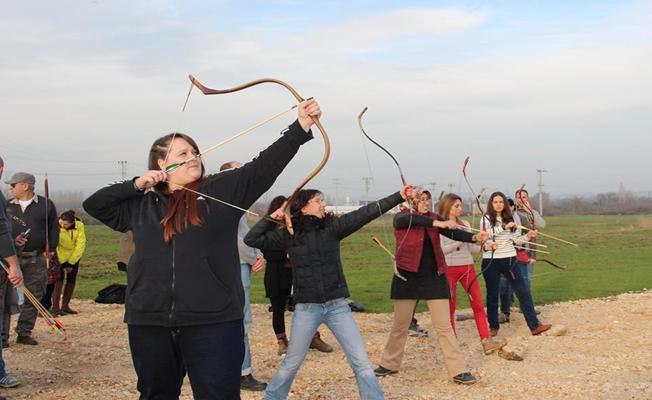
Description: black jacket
xmin=83 ymin=120 xmax=312 ymax=327
xmin=245 ymin=192 xmax=403 ymax=304
xmin=7 ymin=195 xmax=59 ymax=253
xmin=0 ymin=191 xmax=16 ymax=258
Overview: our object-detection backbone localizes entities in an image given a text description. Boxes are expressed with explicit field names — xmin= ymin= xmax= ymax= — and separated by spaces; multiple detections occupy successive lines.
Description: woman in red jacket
xmin=375 ymin=191 xmax=488 ymax=385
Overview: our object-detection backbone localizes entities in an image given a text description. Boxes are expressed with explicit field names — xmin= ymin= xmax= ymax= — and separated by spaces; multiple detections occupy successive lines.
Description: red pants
xmin=446 ymin=264 xmax=490 ymax=340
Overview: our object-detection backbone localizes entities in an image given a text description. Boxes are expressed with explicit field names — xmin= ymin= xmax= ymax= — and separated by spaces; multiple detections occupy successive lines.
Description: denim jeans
xmin=264 ymin=298 xmax=384 ymax=400
xmin=482 ymin=257 xmax=541 ymax=331
xmin=241 ymin=263 xmax=253 ymax=376
xmin=0 ymin=276 xmax=5 ymax=379
xmin=500 ymin=261 xmax=534 ymax=313
xmin=128 ymin=320 xmax=243 ymax=400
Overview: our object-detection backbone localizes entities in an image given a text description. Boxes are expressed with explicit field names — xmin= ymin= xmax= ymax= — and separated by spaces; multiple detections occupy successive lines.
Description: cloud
xmin=321 ymin=7 xmax=491 ymax=49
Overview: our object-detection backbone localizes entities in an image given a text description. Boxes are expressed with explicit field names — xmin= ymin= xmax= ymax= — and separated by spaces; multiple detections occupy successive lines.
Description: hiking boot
xmin=310 ymin=332 xmax=333 ymax=353
xmin=498 ymin=313 xmax=510 ymax=323
xmin=482 ymin=338 xmax=507 ymax=355
xmin=531 ymin=324 xmax=552 ymax=336
xmin=374 ymin=366 xmax=398 ymax=377
xmin=490 ymin=328 xmax=499 ymax=337
xmin=16 ymin=335 xmax=38 ymax=345
xmin=240 ymin=374 xmax=266 ymax=391
xmin=277 ymin=337 xmax=288 ymax=356
xmin=453 ymin=372 xmax=477 ymax=385
xmin=408 ymin=320 xmax=428 ymax=337
xmin=0 ymin=374 xmax=20 ymax=388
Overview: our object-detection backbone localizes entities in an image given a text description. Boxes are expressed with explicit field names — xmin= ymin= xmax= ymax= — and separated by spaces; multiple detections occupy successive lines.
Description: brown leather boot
xmin=277 ymin=337 xmax=288 ymax=355
xmin=309 ymin=331 xmax=333 ymax=353
xmin=50 ymin=281 xmax=63 ymax=315
xmin=61 ymin=283 xmax=78 ymax=314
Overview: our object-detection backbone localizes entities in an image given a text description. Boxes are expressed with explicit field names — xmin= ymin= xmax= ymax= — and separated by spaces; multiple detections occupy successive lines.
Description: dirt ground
xmin=3 ymin=290 xmax=651 ymax=400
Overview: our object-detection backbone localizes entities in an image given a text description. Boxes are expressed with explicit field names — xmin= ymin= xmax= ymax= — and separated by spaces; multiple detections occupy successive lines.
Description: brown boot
xmin=16 ymin=335 xmax=38 ymax=345
xmin=61 ymin=283 xmax=78 ymax=314
xmin=309 ymin=331 xmax=333 ymax=353
xmin=482 ymin=337 xmax=507 ymax=355
xmin=51 ymin=281 xmax=64 ymax=315
xmin=277 ymin=337 xmax=288 ymax=355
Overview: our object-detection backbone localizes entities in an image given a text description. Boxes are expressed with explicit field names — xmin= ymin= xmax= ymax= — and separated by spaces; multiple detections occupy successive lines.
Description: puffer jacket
xmin=245 ymin=192 xmax=403 ymax=303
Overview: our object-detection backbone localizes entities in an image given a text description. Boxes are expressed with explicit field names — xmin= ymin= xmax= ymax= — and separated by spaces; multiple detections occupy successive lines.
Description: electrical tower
xmin=118 ymin=161 xmax=128 ymax=180
xmin=536 ymin=169 xmax=547 ymax=215
xmin=362 ymin=177 xmax=373 ymax=205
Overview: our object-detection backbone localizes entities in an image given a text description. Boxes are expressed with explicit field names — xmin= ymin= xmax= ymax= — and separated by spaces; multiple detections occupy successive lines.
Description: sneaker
xmin=0 ymin=374 xmax=20 ymax=388
xmin=408 ymin=321 xmax=428 ymax=337
xmin=498 ymin=313 xmax=510 ymax=323
xmin=240 ymin=374 xmax=266 ymax=391
xmin=309 ymin=332 xmax=333 ymax=353
xmin=374 ymin=366 xmax=398 ymax=377
xmin=453 ymin=372 xmax=477 ymax=385
xmin=482 ymin=338 xmax=507 ymax=355
xmin=531 ymin=324 xmax=552 ymax=336
xmin=16 ymin=335 xmax=38 ymax=345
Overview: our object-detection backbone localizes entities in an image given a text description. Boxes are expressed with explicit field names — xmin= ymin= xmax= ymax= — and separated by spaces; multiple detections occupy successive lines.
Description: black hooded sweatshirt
xmin=83 ymin=121 xmax=312 ymax=327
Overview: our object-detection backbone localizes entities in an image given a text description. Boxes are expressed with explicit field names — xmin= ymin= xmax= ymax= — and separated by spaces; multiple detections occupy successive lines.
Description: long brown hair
xmin=437 ymin=193 xmax=463 ymax=224
xmin=486 ymin=191 xmax=514 ymax=228
xmin=148 ymin=133 xmax=206 ymax=244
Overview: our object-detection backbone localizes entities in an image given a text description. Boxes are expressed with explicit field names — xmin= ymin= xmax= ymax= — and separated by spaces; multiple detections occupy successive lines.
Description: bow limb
xmin=44 ymin=176 xmax=51 ymax=270
xmin=357 ymin=107 xmax=407 ymax=186
xmin=188 ymin=75 xmax=331 ymax=235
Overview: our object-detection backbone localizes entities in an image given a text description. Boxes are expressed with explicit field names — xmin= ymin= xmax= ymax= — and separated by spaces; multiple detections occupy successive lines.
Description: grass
xmin=77 ymin=215 xmax=652 ymax=313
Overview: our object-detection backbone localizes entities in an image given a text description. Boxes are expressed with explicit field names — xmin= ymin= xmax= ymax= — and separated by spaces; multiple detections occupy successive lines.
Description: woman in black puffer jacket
xmin=245 ymin=185 xmax=412 ymax=400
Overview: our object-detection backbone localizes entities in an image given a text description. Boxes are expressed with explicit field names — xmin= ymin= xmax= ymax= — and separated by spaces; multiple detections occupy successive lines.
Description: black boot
xmin=240 ymin=374 xmax=267 ymax=391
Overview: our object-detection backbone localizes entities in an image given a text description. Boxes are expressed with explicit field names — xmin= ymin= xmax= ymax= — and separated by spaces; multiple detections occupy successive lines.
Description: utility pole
xmin=362 ymin=177 xmax=373 ymax=205
xmin=536 ymin=169 xmax=547 ymax=216
xmin=118 ymin=161 xmax=128 ymax=180
xmin=333 ymin=178 xmax=341 ymax=214
xmin=428 ymin=182 xmax=437 ymax=211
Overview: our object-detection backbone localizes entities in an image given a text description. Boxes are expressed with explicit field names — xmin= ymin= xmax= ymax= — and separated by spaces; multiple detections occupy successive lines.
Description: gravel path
xmin=3 ymin=290 xmax=651 ymax=399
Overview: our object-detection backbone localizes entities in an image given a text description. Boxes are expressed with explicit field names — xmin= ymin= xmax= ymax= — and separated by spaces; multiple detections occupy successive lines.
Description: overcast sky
xmin=1 ymin=1 xmax=650 ymax=203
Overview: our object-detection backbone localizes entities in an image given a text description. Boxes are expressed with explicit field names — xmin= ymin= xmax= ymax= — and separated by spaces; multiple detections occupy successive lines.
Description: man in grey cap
xmin=0 ymin=156 xmax=24 ymax=392
xmin=5 ymin=171 xmax=58 ymax=346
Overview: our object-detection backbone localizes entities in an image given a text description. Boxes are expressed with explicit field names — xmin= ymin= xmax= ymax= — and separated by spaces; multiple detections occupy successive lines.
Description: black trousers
xmin=128 ymin=320 xmax=244 ymax=400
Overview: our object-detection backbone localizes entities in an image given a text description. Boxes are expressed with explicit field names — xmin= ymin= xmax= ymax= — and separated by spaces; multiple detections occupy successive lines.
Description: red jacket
xmin=394 ymin=210 xmax=448 ymax=275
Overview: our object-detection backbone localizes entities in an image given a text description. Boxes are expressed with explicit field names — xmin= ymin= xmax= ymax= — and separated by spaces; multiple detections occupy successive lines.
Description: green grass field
xmin=76 ymin=215 xmax=652 ymax=313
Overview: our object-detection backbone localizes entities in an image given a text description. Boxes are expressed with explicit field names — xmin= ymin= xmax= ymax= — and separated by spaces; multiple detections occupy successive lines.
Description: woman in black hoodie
xmin=83 ymin=99 xmax=320 ymax=400
xmin=245 ymin=186 xmax=412 ymax=400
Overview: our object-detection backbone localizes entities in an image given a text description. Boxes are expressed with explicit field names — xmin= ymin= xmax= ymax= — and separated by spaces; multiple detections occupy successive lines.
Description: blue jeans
xmin=128 ymin=320 xmax=244 ymax=400
xmin=241 ymin=263 xmax=253 ymax=376
xmin=482 ymin=258 xmax=541 ymax=331
xmin=264 ymin=298 xmax=384 ymax=400
xmin=500 ymin=262 xmax=534 ymax=313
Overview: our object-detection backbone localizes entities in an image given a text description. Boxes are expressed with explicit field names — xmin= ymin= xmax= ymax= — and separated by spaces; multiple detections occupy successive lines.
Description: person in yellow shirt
xmin=53 ymin=210 xmax=86 ymax=315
